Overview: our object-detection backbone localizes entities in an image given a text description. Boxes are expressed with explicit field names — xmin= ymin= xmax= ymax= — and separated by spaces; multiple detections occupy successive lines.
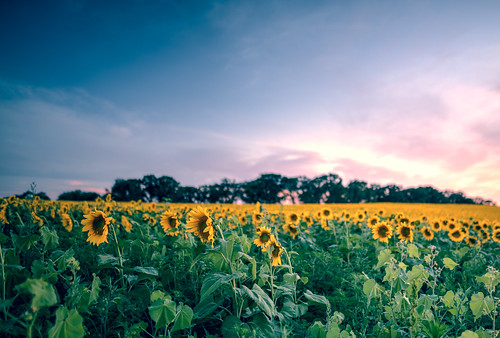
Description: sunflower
xmin=355 ymin=211 xmax=365 ymax=224
xmin=268 ymin=239 xmax=283 ymax=266
xmin=253 ymin=226 xmax=275 ymax=250
xmin=31 ymin=211 xmax=43 ymax=226
xmin=239 ymin=213 xmax=248 ymax=225
xmin=397 ymin=223 xmax=414 ymax=243
xmin=320 ymin=208 xmax=333 ymax=219
xmin=372 ymin=222 xmax=393 ymax=244
xmin=421 ymin=227 xmax=434 ymax=241
xmin=465 ymin=236 xmax=480 ymax=247
xmin=160 ymin=211 xmax=179 ymax=236
xmin=121 ymin=215 xmax=133 ymax=232
xmin=0 ymin=207 xmax=9 ymax=224
xmin=447 ymin=222 xmax=459 ymax=232
xmin=81 ymin=210 xmax=112 ymax=246
xmin=283 ymin=223 xmax=299 ymax=239
xmin=478 ymin=230 xmax=490 ymax=242
xmin=186 ymin=206 xmax=215 ymax=245
xmin=448 ymin=229 xmax=465 ymax=242
xmin=253 ymin=212 xmax=263 ymax=225
xmin=430 ymin=220 xmax=442 ymax=232
xmin=367 ymin=216 xmax=379 ymax=228
xmin=286 ymin=212 xmax=300 ymax=225
xmin=492 ymin=229 xmax=500 ymax=243
xmin=61 ymin=213 xmax=73 ymax=232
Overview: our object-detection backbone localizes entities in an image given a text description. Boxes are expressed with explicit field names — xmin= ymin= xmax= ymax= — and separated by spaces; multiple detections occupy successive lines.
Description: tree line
xmin=57 ymin=173 xmax=495 ymax=205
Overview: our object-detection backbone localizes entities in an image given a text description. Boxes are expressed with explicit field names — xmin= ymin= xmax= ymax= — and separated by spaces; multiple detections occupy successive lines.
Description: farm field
xmin=1 ymin=196 xmax=500 ymax=337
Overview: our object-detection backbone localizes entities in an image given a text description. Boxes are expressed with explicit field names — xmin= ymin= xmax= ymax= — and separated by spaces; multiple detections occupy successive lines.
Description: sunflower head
xmin=254 ymin=226 xmax=275 ymax=250
xmin=421 ymin=227 xmax=434 ymax=241
xmin=492 ymin=230 xmax=500 ymax=243
xmin=465 ymin=236 xmax=480 ymax=247
xmin=286 ymin=212 xmax=300 ymax=224
xmin=372 ymin=222 xmax=393 ymax=244
xmin=448 ymin=229 xmax=465 ymax=242
xmin=61 ymin=213 xmax=73 ymax=232
xmin=269 ymin=239 xmax=283 ymax=266
xmin=160 ymin=211 xmax=179 ymax=236
xmin=397 ymin=223 xmax=413 ymax=243
xmin=186 ymin=206 xmax=215 ymax=245
xmin=81 ymin=210 xmax=112 ymax=246
xmin=121 ymin=215 xmax=133 ymax=232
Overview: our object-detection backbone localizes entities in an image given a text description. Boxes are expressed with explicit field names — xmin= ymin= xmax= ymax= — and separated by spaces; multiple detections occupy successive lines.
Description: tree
xmin=111 ymin=179 xmax=145 ymax=201
xmin=242 ymin=174 xmax=284 ymax=204
xmin=58 ymin=190 xmax=99 ymax=201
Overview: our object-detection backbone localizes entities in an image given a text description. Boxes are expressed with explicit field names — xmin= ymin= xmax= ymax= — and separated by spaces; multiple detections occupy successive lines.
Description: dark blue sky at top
xmin=1 ymin=0 xmax=500 ymax=201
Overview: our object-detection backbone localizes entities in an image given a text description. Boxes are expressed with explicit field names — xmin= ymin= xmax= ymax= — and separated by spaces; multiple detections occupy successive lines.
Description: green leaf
xmin=443 ymin=257 xmax=458 ymax=270
xmin=407 ymin=264 xmax=428 ymax=284
xmin=363 ymin=279 xmax=384 ymax=306
xmin=18 ymin=278 xmax=58 ymax=310
xmin=172 ymin=304 xmax=193 ymax=331
xmin=407 ymin=243 xmax=419 ymax=258
xmin=470 ymin=292 xmax=495 ymax=320
xmin=150 ymin=290 xmax=166 ymax=303
xmin=280 ymin=299 xmax=307 ymax=320
xmin=304 ymin=290 xmax=331 ymax=315
xmin=40 ymin=226 xmax=59 ymax=250
xmin=15 ymin=233 xmax=41 ymax=250
xmin=376 ymin=249 xmax=394 ymax=269
xmin=89 ymin=274 xmax=101 ymax=305
xmin=242 ymin=284 xmax=275 ymax=318
xmin=200 ymin=272 xmax=243 ymax=301
xmin=476 ymin=270 xmax=500 ymax=288
xmin=148 ymin=298 xmax=176 ymax=329
xmin=48 ymin=306 xmax=85 ymax=338
xmin=97 ymin=254 xmax=119 ymax=266
xmin=458 ymin=331 xmax=478 ymax=338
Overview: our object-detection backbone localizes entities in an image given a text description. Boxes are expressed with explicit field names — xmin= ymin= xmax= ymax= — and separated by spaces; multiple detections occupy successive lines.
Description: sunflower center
xmin=401 ymin=227 xmax=411 ymax=237
xmin=260 ymin=233 xmax=270 ymax=242
xmin=92 ymin=214 xmax=106 ymax=235
xmin=169 ymin=218 xmax=177 ymax=228
xmin=290 ymin=214 xmax=298 ymax=222
xmin=452 ymin=231 xmax=461 ymax=238
xmin=378 ymin=226 xmax=388 ymax=237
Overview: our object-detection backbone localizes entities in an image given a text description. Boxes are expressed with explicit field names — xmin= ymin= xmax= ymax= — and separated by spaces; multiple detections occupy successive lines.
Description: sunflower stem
xmin=0 ymin=242 xmax=6 ymax=320
xmin=27 ymin=310 xmax=38 ymax=338
xmin=110 ymin=223 xmax=125 ymax=288
xmin=344 ymin=220 xmax=350 ymax=265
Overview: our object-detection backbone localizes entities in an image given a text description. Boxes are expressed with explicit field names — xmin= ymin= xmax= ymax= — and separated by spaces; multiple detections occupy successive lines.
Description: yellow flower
xmin=268 ymin=239 xmax=283 ymax=266
xmin=465 ymin=236 xmax=480 ymax=247
xmin=253 ymin=226 xmax=275 ymax=250
xmin=121 ymin=215 xmax=133 ymax=232
xmin=31 ymin=211 xmax=43 ymax=226
xmin=286 ymin=212 xmax=300 ymax=225
xmin=397 ymin=223 xmax=414 ymax=243
xmin=0 ymin=207 xmax=9 ymax=224
xmin=492 ymin=229 xmax=500 ymax=243
xmin=253 ymin=212 xmax=263 ymax=225
xmin=186 ymin=206 xmax=215 ymax=245
xmin=160 ymin=211 xmax=179 ymax=236
xmin=283 ymin=223 xmax=299 ymax=239
xmin=448 ymin=229 xmax=465 ymax=242
xmin=429 ymin=219 xmax=441 ymax=232
xmin=81 ymin=210 xmax=112 ymax=246
xmin=320 ymin=208 xmax=332 ymax=220
xmin=367 ymin=216 xmax=379 ymax=228
xmin=61 ymin=213 xmax=73 ymax=232
xmin=372 ymin=222 xmax=393 ymax=244
xmin=421 ymin=227 xmax=434 ymax=241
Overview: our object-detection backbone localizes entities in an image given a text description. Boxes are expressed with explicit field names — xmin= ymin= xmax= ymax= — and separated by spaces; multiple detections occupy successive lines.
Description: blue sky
xmin=1 ymin=0 xmax=500 ymax=203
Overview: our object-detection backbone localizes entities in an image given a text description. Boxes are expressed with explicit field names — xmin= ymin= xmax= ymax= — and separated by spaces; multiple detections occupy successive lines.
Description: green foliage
xmin=48 ymin=306 xmax=85 ymax=338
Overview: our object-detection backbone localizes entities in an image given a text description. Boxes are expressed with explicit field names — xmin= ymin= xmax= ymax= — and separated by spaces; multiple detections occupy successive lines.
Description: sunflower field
xmin=1 ymin=195 xmax=500 ymax=337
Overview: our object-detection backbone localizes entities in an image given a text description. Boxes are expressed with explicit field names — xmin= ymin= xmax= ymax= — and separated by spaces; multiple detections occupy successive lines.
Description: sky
xmin=1 ymin=0 xmax=500 ymax=203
